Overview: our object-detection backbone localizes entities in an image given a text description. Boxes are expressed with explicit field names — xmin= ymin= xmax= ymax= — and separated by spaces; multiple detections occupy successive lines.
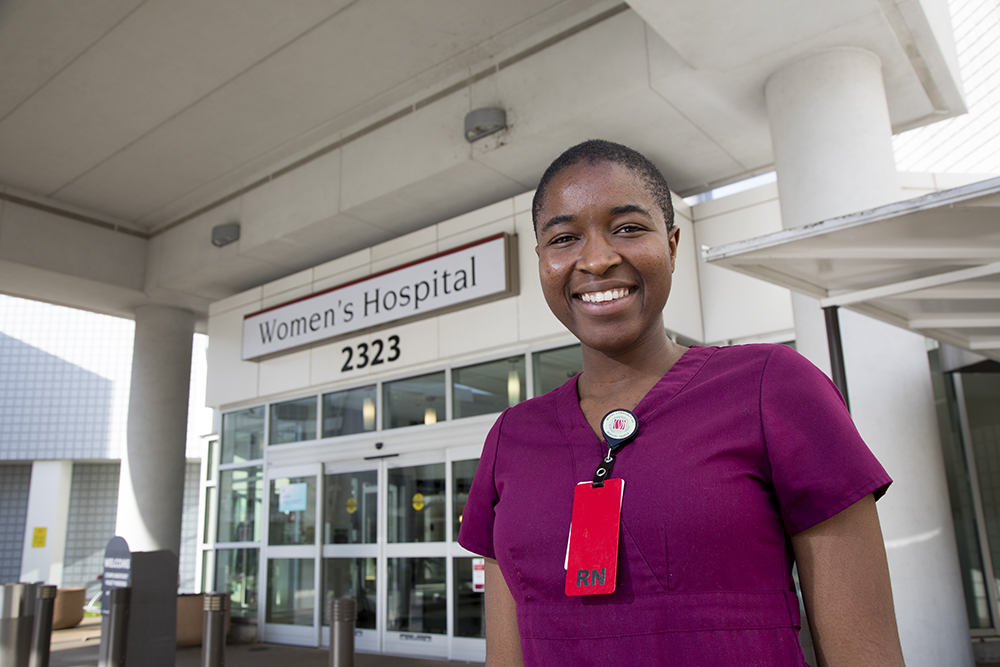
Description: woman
xmin=457 ymin=140 xmax=905 ymax=666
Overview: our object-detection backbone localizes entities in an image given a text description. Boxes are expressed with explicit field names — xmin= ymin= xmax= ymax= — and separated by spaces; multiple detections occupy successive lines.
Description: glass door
xmin=383 ymin=456 xmax=449 ymax=658
xmin=262 ymin=463 xmax=322 ymax=645
xmin=316 ymin=449 xmax=485 ymax=662
xmin=321 ymin=463 xmax=380 ymax=653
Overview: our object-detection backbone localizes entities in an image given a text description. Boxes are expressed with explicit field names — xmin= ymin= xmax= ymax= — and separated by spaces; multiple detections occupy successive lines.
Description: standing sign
xmin=101 ymin=536 xmax=131 ymax=616
xmin=242 ymin=233 xmax=517 ymax=361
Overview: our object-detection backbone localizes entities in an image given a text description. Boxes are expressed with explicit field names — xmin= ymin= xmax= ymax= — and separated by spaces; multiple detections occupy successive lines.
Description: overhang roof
xmin=702 ymin=177 xmax=1000 ymax=361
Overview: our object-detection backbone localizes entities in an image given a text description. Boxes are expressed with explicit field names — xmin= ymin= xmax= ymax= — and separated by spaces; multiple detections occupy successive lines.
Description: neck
xmin=577 ymin=330 xmax=687 ymax=411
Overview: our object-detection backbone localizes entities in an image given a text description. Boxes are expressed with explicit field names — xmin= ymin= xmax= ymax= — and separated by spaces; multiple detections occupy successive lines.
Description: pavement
xmin=47 ymin=617 xmax=484 ymax=667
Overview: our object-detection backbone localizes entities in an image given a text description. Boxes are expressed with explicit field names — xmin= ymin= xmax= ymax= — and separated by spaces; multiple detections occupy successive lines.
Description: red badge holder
xmin=565 ymin=478 xmax=624 ymax=595
xmin=564 ymin=409 xmax=637 ymax=596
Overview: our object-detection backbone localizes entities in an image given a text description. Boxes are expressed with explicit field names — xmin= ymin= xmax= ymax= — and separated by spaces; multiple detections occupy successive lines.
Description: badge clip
xmin=592 ymin=409 xmax=638 ymax=487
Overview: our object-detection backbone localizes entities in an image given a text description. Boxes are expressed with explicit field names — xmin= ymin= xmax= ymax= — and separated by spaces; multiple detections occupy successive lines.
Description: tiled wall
xmin=0 ymin=294 xmax=213 ymax=461
xmin=179 ymin=460 xmax=201 ymax=593
xmin=0 ymin=295 xmax=133 ymax=460
xmin=0 ymin=332 xmax=115 ymax=460
xmin=62 ymin=462 xmax=120 ymax=597
xmin=0 ymin=464 xmax=32 ymax=582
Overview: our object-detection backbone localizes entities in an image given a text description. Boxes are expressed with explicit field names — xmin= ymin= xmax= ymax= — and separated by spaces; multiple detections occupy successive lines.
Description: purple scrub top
xmin=459 ymin=344 xmax=891 ymax=666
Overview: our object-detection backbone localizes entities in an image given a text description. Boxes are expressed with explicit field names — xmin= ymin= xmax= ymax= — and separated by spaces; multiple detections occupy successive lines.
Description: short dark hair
xmin=532 ymin=139 xmax=674 ymax=234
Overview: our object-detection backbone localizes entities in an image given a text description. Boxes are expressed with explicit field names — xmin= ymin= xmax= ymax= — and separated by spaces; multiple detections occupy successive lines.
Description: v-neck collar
xmin=554 ymin=345 xmax=718 ymax=450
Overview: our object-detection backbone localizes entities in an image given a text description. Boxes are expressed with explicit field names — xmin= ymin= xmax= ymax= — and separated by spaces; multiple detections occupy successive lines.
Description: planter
xmin=176 ymin=594 xmax=231 ymax=647
xmin=52 ymin=587 xmax=86 ymax=630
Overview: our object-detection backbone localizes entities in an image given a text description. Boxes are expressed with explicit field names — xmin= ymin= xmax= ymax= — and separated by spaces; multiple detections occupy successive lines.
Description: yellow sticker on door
xmin=412 ymin=493 xmax=425 ymax=511
xmin=32 ymin=527 xmax=46 ymax=548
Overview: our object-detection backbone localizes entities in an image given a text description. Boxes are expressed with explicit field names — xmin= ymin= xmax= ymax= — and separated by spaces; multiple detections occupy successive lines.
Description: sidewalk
xmin=48 ymin=617 xmax=483 ymax=667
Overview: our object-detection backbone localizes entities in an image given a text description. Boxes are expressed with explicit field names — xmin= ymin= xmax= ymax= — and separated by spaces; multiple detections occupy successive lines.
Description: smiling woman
xmin=457 ymin=140 xmax=905 ymax=667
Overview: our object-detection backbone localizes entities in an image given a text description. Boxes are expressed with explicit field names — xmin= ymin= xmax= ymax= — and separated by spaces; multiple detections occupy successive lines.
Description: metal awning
xmin=702 ymin=177 xmax=1000 ymax=362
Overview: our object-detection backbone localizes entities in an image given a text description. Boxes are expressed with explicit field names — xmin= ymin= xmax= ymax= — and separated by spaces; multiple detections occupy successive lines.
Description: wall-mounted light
xmin=464 ymin=107 xmax=506 ymax=142
xmin=211 ymin=222 xmax=240 ymax=248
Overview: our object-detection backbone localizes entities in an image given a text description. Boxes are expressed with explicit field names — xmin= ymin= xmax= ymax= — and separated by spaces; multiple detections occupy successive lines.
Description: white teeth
xmin=580 ymin=288 xmax=630 ymax=303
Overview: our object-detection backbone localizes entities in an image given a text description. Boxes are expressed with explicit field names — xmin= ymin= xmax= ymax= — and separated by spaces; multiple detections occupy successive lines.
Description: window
xmin=930 ymin=348 xmax=1000 ymax=632
xmin=383 ymin=371 xmax=446 ymax=429
xmin=452 ymin=459 xmax=478 ymax=539
xmin=387 ymin=557 xmax=446 ymax=635
xmin=221 ymin=407 xmax=264 ymax=463
xmin=215 ymin=548 xmax=258 ymax=619
xmin=217 ymin=467 xmax=263 ymax=543
xmin=270 ymin=397 xmax=317 ymax=445
xmin=324 ymin=470 xmax=377 ymax=544
xmin=453 ymin=557 xmax=486 ymax=638
xmin=323 ymin=385 xmax=376 ymax=437
xmin=266 ymin=558 xmax=314 ymax=626
xmin=532 ymin=344 xmax=582 ymax=396
xmin=453 ymin=357 xmax=525 ymax=419
xmin=388 ymin=464 xmax=445 ymax=543
xmin=268 ymin=476 xmax=317 ymax=546
xmin=322 ymin=558 xmax=376 ymax=629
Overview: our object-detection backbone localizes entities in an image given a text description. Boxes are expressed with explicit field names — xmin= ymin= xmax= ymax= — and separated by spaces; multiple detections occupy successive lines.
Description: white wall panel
xmin=258 ymin=349 xmax=311 ymax=398
xmin=692 ymin=184 xmax=794 ymax=343
xmin=206 ymin=300 xmax=261 ymax=407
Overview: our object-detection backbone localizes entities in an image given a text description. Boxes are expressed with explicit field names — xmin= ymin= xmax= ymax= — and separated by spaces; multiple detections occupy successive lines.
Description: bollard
xmin=98 ymin=588 xmax=130 ymax=667
xmin=1 ymin=582 xmax=37 ymax=667
xmin=202 ymin=593 xmax=229 ymax=667
xmin=28 ymin=585 xmax=57 ymax=667
xmin=328 ymin=596 xmax=356 ymax=667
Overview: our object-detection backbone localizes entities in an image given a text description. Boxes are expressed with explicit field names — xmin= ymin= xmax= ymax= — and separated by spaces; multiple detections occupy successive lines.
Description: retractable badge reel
xmin=565 ymin=409 xmax=638 ymax=596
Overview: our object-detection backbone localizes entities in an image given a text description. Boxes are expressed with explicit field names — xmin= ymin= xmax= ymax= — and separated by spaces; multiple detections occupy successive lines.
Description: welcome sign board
xmin=242 ymin=233 xmax=517 ymax=361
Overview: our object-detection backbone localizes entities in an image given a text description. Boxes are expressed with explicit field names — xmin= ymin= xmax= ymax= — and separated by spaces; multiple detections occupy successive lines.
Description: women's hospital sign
xmin=242 ymin=233 xmax=517 ymax=361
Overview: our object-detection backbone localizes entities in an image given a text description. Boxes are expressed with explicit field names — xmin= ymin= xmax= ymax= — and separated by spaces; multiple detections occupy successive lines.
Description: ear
xmin=668 ymin=226 xmax=680 ymax=273
xmin=535 ymin=244 xmax=540 ymax=258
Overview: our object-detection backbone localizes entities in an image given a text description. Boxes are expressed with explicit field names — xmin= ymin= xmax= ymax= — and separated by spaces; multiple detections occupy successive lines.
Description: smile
xmin=579 ymin=287 xmax=632 ymax=303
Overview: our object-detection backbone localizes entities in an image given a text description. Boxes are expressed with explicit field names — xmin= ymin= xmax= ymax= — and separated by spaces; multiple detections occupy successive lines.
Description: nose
xmin=577 ymin=233 xmax=621 ymax=275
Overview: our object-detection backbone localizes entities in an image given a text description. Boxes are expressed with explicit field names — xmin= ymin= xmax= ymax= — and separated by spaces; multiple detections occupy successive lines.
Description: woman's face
xmin=535 ymin=160 xmax=679 ymax=356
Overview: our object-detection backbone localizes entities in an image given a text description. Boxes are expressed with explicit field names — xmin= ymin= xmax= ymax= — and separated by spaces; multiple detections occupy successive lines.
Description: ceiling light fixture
xmin=211 ymin=222 xmax=240 ymax=248
xmin=464 ymin=107 xmax=506 ymax=142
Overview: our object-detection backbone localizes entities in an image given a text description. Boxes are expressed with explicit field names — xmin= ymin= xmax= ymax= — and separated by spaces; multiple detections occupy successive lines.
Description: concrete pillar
xmin=115 ymin=305 xmax=195 ymax=557
xmin=765 ymin=48 xmax=973 ymax=666
xmin=19 ymin=460 xmax=73 ymax=584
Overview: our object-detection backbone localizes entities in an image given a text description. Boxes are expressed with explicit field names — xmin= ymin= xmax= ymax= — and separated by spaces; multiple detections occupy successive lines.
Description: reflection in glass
xmin=452 ymin=459 xmax=478 ymax=539
xmin=387 ymin=557 xmax=446 ymax=635
xmin=324 ymin=470 xmax=377 ymax=544
xmin=453 ymin=357 xmax=526 ymax=419
xmin=453 ymin=557 xmax=486 ymax=638
xmin=929 ymin=350 xmax=993 ymax=628
xmin=221 ymin=407 xmax=264 ymax=463
xmin=962 ymin=372 xmax=1000 ymax=623
xmin=215 ymin=548 xmax=258 ymax=619
xmin=323 ymin=385 xmax=377 ymax=437
xmin=322 ymin=558 xmax=376 ymax=629
xmin=217 ymin=467 xmax=263 ymax=543
xmin=201 ymin=551 xmax=211 ymax=593
xmin=269 ymin=476 xmax=317 ymax=546
xmin=383 ymin=372 xmax=446 ymax=429
xmin=388 ymin=464 xmax=445 ymax=543
xmin=270 ymin=397 xmax=318 ymax=445
xmin=205 ymin=439 xmax=216 ymax=480
xmin=203 ymin=487 xmax=214 ymax=543
xmin=266 ymin=558 xmax=314 ymax=626
xmin=532 ymin=344 xmax=583 ymax=396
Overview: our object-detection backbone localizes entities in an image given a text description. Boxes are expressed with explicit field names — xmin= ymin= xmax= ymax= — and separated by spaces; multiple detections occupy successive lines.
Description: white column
xmin=115 ymin=305 xmax=195 ymax=557
xmin=19 ymin=460 xmax=73 ymax=585
xmin=766 ymin=48 xmax=973 ymax=667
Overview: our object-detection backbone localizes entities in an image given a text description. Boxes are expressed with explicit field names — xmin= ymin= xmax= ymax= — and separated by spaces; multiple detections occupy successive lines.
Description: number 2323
xmin=342 ymin=335 xmax=400 ymax=372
